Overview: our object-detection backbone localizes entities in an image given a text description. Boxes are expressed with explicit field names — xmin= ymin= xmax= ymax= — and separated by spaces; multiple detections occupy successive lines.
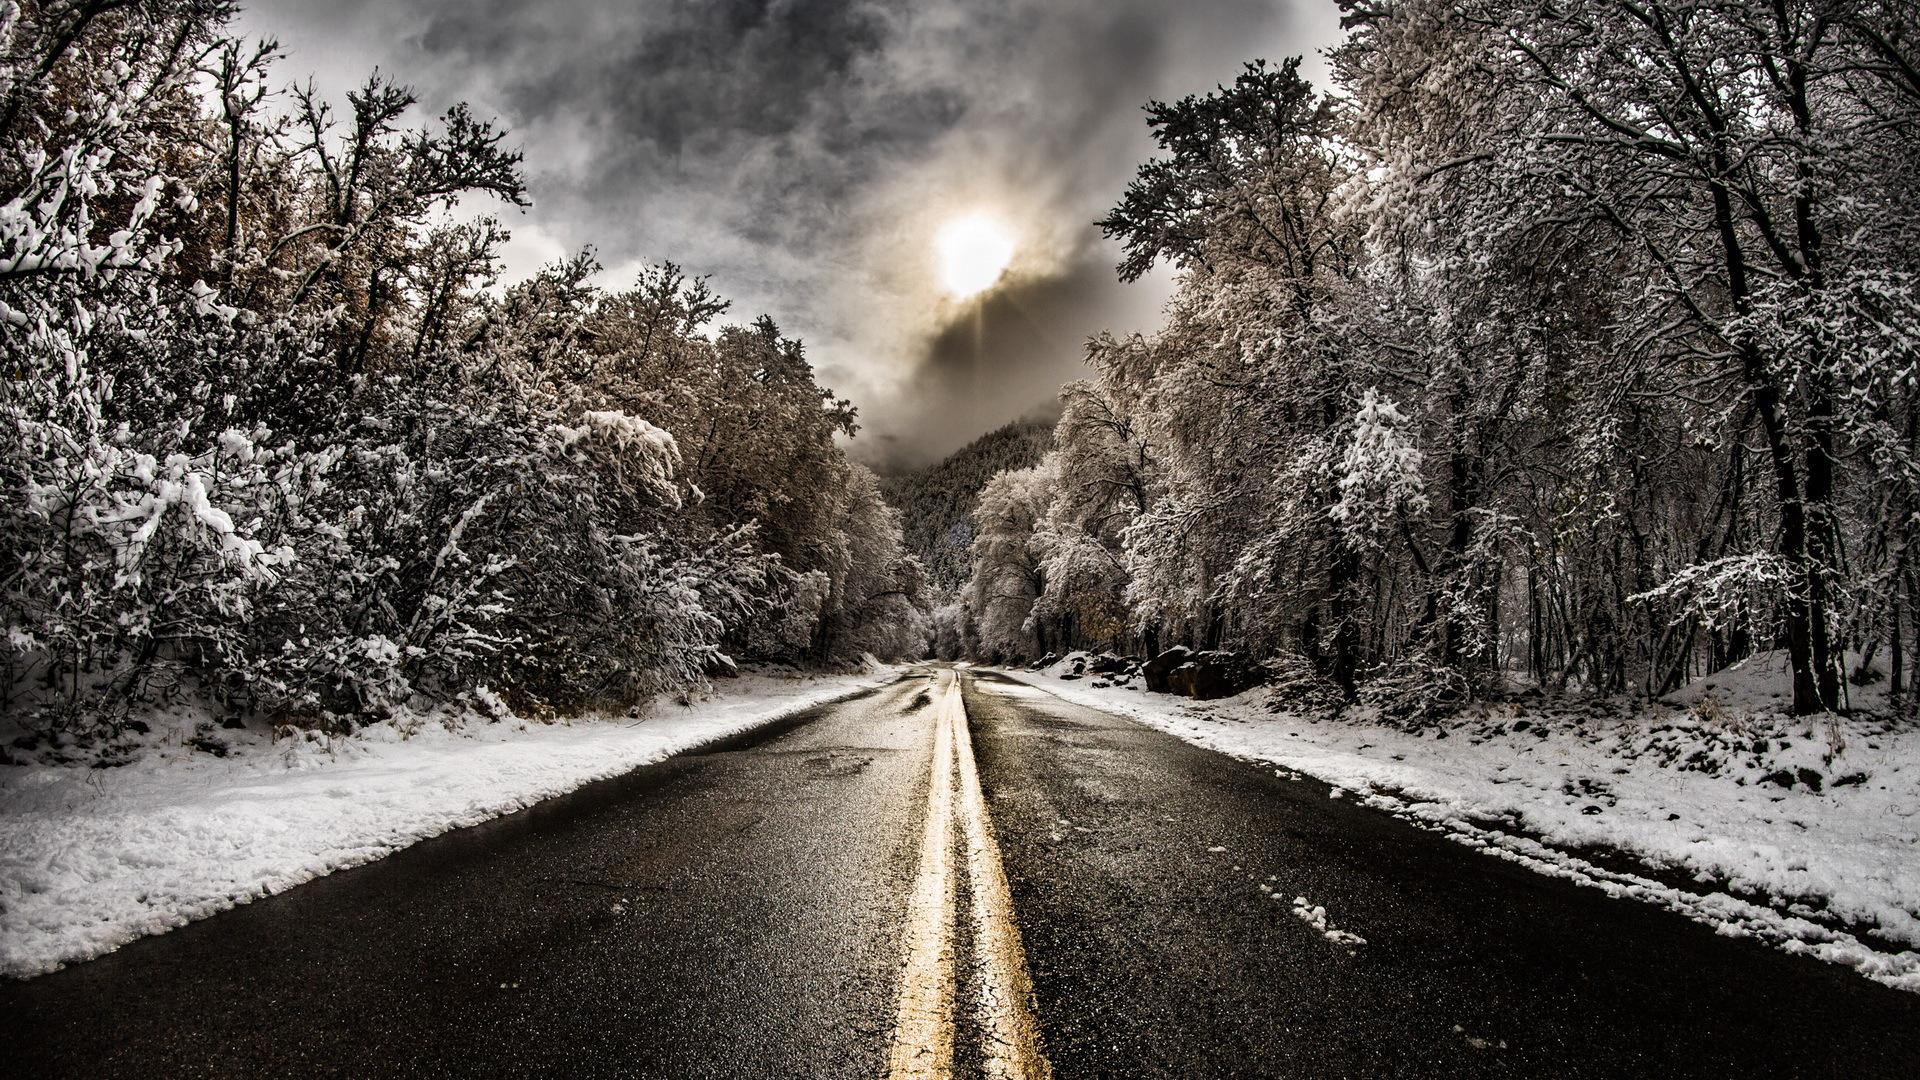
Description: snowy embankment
xmin=998 ymin=655 xmax=1920 ymax=993
xmin=0 ymin=666 xmax=897 ymax=979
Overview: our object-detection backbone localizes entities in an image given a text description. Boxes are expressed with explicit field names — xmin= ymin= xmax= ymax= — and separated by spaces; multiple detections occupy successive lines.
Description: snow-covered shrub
xmin=748 ymin=570 xmax=831 ymax=662
xmin=1260 ymin=655 xmax=1347 ymax=720
xmin=1357 ymin=654 xmax=1473 ymax=729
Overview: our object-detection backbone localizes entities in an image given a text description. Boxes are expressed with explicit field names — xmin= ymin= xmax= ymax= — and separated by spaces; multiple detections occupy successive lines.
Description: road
xmin=4 ymin=665 xmax=1918 ymax=1078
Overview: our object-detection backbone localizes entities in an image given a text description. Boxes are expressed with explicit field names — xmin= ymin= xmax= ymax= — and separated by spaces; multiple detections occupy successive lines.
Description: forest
xmin=944 ymin=0 xmax=1920 ymax=720
xmin=882 ymin=416 xmax=1054 ymax=594
xmin=7 ymin=0 xmax=1918 ymax=741
xmin=0 ymin=0 xmax=931 ymax=740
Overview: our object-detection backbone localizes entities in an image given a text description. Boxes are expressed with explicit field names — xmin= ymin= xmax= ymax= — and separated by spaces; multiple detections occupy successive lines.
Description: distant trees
xmin=0 ymin=1 xmax=928 ymax=738
xmin=958 ymin=1 xmax=1919 ymax=718
xmin=966 ymin=458 xmax=1061 ymax=662
xmin=882 ymin=416 xmax=1055 ymax=592
xmin=1027 ymin=380 xmax=1146 ymax=655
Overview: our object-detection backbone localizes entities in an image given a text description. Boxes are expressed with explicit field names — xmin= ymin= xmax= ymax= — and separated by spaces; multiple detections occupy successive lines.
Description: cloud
xmin=855 ymin=251 xmax=1174 ymax=470
xmin=236 ymin=0 xmax=1342 ymax=467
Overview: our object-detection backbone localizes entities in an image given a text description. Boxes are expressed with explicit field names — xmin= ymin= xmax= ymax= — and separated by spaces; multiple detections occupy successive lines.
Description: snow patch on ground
xmin=1290 ymin=896 xmax=1367 ymax=948
xmin=0 ymin=667 xmax=897 ymax=979
xmin=992 ymin=664 xmax=1920 ymax=993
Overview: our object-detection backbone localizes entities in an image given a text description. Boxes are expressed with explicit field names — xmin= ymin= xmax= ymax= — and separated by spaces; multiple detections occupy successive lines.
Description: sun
xmin=935 ymin=212 xmax=1016 ymax=299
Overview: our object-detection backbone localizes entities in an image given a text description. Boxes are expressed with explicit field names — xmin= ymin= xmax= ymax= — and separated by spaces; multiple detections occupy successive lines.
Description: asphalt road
xmin=5 ymin=664 xmax=1918 ymax=1078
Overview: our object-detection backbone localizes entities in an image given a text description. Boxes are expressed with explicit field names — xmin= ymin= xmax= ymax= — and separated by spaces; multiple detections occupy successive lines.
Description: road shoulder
xmin=0 ymin=665 xmax=902 ymax=979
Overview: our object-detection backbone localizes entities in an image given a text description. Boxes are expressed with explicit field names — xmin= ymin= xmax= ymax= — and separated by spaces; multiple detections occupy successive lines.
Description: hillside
xmin=881 ymin=416 xmax=1055 ymax=592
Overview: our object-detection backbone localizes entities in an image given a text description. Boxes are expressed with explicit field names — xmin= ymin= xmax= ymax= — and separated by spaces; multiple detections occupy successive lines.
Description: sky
xmin=238 ymin=0 xmax=1345 ymax=471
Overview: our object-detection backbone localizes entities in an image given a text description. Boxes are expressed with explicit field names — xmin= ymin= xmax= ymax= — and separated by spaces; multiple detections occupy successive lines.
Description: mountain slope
xmin=881 ymin=417 xmax=1055 ymax=592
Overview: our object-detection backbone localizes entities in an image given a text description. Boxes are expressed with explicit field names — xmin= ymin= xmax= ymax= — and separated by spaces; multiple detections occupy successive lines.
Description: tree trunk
xmin=1710 ymin=172 xmax=1829 ymax=715
xmin=1327 ymin=545 xmax=1362 ymax=698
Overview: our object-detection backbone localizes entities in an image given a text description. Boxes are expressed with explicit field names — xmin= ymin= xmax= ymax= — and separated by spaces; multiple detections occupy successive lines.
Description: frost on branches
xmin=951 ymin=4 xmax=1920 ymax=723
xmin=0 ymin=2 xmax=929 ymax=747
xmin=1331 ymin=389 xmax=1427 ymax=545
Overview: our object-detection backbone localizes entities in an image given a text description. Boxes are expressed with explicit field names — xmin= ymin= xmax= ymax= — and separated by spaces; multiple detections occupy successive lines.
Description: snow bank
xmin=0 ymin=667 xmax=896 ymax=979
xmin=990 ymin=666 xmax=1920 ymax=993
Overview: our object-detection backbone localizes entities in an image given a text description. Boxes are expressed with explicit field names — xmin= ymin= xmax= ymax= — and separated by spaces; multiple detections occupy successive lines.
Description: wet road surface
xmin=4 ymin=664 xmax=1917 ymax=1078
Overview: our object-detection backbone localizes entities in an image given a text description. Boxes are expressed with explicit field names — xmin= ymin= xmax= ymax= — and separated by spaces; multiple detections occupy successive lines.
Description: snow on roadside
xmin=991 ymin=663 xmax=1920 ymax=993
xmin=0 ymin=666 xmax=898 ymax=979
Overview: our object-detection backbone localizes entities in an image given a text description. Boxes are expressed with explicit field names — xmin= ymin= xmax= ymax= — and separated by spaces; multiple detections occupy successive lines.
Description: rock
xmin=1834 ymin=771 xmax=1868 ymax=787
xmin=1795 ymin=766 xmax=1824 ymax=793
xmin=1089 ymin=653 xmax=1140 ymax=676
xmin=1143 ymin=647 xmax=1195 ymax=693
xmin=703 ymin=652 xmax=739 ymax=679
xmin=1166 ymin=662 xmax=1200 ymax=697
xmin=1161 ymin=650 xmax=1265 ymax=700
xmin=1030 ymin=652 xmax=1060 ymax=671
xmin=188 ymin=734 xmax=230 ymax=758
xmin=1761 ymin=769 xmax=1796 ymax=789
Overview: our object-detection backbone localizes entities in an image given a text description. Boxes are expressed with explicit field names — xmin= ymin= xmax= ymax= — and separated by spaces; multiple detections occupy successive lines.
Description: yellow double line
xmin=885 ymin=671 xmax=1052 ymax=1080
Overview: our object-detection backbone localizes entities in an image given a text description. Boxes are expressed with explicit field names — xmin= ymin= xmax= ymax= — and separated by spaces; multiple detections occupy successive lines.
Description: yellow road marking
xmin=952 ymin=680 xmax=1053 ymax=1080
xmin=885 ymin=670 xmax=1051 ymax=1080
xmin=885 ymin=673 xmax=958 ymax=1079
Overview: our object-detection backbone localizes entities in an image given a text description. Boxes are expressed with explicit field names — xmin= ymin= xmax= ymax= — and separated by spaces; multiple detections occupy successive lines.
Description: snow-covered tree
xmin=965 ymin=457 xmax=1062 ymax=662
xmin=1001 ymin=2 xmax=1918 ymax=720
xmin=0 ymin=0 xmax=927 ymax=738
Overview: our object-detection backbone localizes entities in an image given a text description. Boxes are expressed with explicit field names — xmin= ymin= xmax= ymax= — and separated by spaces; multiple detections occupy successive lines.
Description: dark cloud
xmin=423 ymin=0 xmax=929 ymax=172
xmin=860 ymin=253 xmax=1150 ymax=471
xmin=237 ymin=0 xmax=1342 ymax=466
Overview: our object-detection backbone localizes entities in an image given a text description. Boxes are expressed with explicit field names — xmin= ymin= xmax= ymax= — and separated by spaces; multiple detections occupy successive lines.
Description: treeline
xmin=882 ymin=416 xmax=1054 ymax=593
xmin=1 ymin=0 xmax=929 ymax=737
xmin=946 ymin=0 xmax=1919 ymax=719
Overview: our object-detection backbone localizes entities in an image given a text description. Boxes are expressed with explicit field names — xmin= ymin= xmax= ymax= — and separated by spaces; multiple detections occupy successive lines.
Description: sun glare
xmin=935 ymin=212 xmax=1016 ymax=299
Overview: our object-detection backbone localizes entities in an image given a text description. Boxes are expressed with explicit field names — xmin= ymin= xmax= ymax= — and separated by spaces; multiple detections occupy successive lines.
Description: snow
xmin=991 ymin=661 xmax=1920 ymax=993
xmin=550 ymin=410 xmax=681 ymax=504
xmin=1289 ymin=896 xmax=1367 ymax=948
xmin=1332 ymin=386 xmax=1429 ymax=534
xmin=0 ymin=666 xmax=897 ymax=979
